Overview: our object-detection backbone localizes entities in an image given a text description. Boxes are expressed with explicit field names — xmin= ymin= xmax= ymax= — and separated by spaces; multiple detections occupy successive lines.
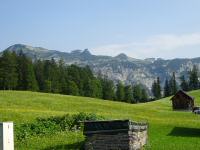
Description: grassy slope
xmin=1 ymin=90 xmax=200 ymax=150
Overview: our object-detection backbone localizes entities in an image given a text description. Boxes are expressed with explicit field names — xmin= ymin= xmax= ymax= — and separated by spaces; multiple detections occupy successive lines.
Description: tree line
xmin=0 ymin=51 xmax=149 ymax=103
xmin=151 ymin=65 xmax=200 ymax=99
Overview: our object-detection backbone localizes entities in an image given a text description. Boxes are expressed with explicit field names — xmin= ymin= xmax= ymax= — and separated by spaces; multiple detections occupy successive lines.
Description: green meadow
xmin=1 ymin=90 xmax=200 ymax=149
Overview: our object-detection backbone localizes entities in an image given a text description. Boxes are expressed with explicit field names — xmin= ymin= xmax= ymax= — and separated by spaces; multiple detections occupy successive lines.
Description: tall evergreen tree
xmin=0 ymin=51 xmax=18 ymax=90
xmin=180 ymin=75 xmax=189 ymax=91
xmin=133 ymin=84 xmax=142 ymax=103
xmin=26 ymin=61 xmax=39 ymax=91
xmin=84 ymin=79 xmax=102 ymax=98
xmin=43 ymin=60 xmax=52 ymax=92
xmin=151 ymin=80 xmax=157 ymax=99
xmin=169 ymin=72 xmax=177 ymax=95
xmin=34 ymin=60 xmax=45 ymax=91
xmin=189 ymin=65 xmax=199 ymax=90
xmin=17 ymin=52 xmax=38 ymax=91
xmin=164 ymin=79 xmax=170 ymax=97
xmin=49 ymin=58 xmax=60 ymax=93
xmin=67 ymin=65 xmax=83 ymax=95
xmin=152 ymin=77 xmax=161 ymax=99
xmin=156 ymin=77 xmax=161 ymax=99
xmin=92 ymin=79 xmax=103 ymax=98
xmin=58 ymin=59 xmax=68 ymax=94
xmin=141 ymin=89 xmax=148 ymax=102
xmin=124 ymin=85 xmax=134 ymax=103
xmin=101 ymin=78 xmax=115 ymax=100
xmin=43 ymin=58 xmax=60 ymax=93
xmin=66 ymin=80 xmax=79 ymax=96
xmin=116 ymin=81 xmax=125 ymax=101
xmin=17 ymin=51 xmax=27 ymax=90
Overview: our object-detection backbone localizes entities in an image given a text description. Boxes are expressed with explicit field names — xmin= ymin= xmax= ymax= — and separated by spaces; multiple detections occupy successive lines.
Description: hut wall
xmin=84 ymin=120 xmax=148 ymax=150
xmin=172 ymin=94 xmax=194 ymax=110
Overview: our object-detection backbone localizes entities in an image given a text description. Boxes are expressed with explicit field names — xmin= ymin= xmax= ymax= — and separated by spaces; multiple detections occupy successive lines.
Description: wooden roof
xmin=171 ymin=90 xmax=194 ymax=101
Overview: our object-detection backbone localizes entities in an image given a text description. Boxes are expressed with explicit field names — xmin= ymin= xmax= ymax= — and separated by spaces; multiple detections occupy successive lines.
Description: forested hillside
xmin=0 ymin=50 xmax=149 ymax=103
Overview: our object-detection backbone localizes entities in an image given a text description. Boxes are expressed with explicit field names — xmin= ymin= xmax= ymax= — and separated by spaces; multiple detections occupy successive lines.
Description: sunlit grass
xmin=1 ymin=90 xmax=200 ymax=149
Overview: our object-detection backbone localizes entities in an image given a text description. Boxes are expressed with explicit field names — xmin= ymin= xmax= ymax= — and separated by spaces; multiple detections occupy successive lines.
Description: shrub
xmin=15 ymin=112 xmax=104 ymax=141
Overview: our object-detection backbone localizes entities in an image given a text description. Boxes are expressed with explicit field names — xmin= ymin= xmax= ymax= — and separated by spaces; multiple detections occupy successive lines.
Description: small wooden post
xmin=0 ymin=122 xmax=14 ymax=150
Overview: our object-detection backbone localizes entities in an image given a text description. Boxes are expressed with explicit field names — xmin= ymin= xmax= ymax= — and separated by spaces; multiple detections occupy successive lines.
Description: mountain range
xmin=2 ymin=44 xmax=200 ymax=90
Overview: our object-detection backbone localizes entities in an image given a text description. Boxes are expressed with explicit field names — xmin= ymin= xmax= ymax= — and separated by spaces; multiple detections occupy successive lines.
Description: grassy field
xmin=1 ymin=90 xmax=200 ymax=149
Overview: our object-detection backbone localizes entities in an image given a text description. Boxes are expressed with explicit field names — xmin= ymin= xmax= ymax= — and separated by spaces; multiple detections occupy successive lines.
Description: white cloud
xmin=92 ymin=33 xmax=200 ymax=59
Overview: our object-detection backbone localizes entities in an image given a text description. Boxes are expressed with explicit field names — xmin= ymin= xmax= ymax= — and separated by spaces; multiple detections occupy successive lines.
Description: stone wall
xmin=85 ymin=133 xmax=129 ymax=150
xmin=83 ymin=120 xmax=148 ymax=150
xmin=129 ymin=122 xmax=148 ymax=150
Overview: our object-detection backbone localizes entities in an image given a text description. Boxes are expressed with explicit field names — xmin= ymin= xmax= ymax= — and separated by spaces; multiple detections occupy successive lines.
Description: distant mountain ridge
xmin=2 ymin=44 xmax=200 ymax=90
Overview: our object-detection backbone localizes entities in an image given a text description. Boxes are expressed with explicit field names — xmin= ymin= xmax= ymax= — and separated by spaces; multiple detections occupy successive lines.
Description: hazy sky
xmin=1 ymin=0 xmax=200 ymax=59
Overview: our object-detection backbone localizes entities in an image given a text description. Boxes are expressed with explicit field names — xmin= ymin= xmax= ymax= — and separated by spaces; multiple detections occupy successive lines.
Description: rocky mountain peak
xmin=115 ymin=53 xmax=128 ymax=60
xmin=71 ymin=50 xmax=82 ymax=55
xmin=82 ymin=49 xmax=92 ymax=56
xmin=5 ymin=44 xmax=48 ymax=52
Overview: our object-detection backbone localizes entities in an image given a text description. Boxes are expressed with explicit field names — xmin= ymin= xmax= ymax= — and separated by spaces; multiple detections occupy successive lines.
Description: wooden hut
xmin=171 ymin=90 xmax=194 ymax=110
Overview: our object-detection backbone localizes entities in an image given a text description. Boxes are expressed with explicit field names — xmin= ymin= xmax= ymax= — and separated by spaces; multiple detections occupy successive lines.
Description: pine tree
xmin=67 ymin=65 xmax=83 ymax=95
xmin=34 ymin=60 xmax=45 ymax=91
xmin=10 ymin=52 xmax=18 ymax=90
xmin=92 ymin=79 xmax=103 ymax=98
xmin=43 ymin=60 xmax=52 ymax=92
xmin=84 ymin=79 xmax=97 ymax=97
xmin=164 ymin=79 xmax=170 ymax=97
xmin=101 ymin=78 xmax=115 ymax=100
xmin=124 ymin=85 xmax=134 ymax=103
xmin=43 ymin=58 xmax=60 ymax=93
xmin=151 ymin=80 xmax=157 ymax=99
xmin=0 ymin=51 xmax=18 ymax=90
xmin=17 ymin=51 xmax=27 ymax=90
xmin=66 ymin=80 xmax=79 ymax=96
xmin=44 ymin=80 xmax=52 ymax=92
xmin=169 ymin=72 xmax=177 ymax=95
xmin=156 ymin=77 xmax=161 ymax=99
xmin=141 ymin=89 xmax=148 ymax=102
xmin=189 ymin=65 xmax=199 ymax=90
xmin=16 ymin=51 xmax=38 ymax=91
xmin=49 ymin=58 xmax=60 ymax=93
xmin=58 ymin=59 xmax=68 ymax=94
xmin=151 ymin=77 xmax=161 ymax=99
xmin=26 ymin=61 xmax=39 ymax=91
xmin=180 ymin=75 xmax=189 ymax=91
xmin=133 ymin=84 xmax=142 ymax=103
xmin=116 ymin=81 xmax=125 ymax=101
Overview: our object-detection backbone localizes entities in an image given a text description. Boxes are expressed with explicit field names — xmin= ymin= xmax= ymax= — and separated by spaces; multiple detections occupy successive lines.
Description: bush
xmin=15 ymin=112 xmax=104 ymax=141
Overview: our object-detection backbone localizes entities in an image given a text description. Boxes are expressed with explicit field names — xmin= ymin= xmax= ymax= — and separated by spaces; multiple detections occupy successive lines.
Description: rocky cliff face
xmin=2 ymin=44 xmax=200 ymax=89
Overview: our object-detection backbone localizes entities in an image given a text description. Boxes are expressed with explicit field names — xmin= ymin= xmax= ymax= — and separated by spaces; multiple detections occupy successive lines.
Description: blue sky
xmin=1 ymin=0 xmax=200 ymax=59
